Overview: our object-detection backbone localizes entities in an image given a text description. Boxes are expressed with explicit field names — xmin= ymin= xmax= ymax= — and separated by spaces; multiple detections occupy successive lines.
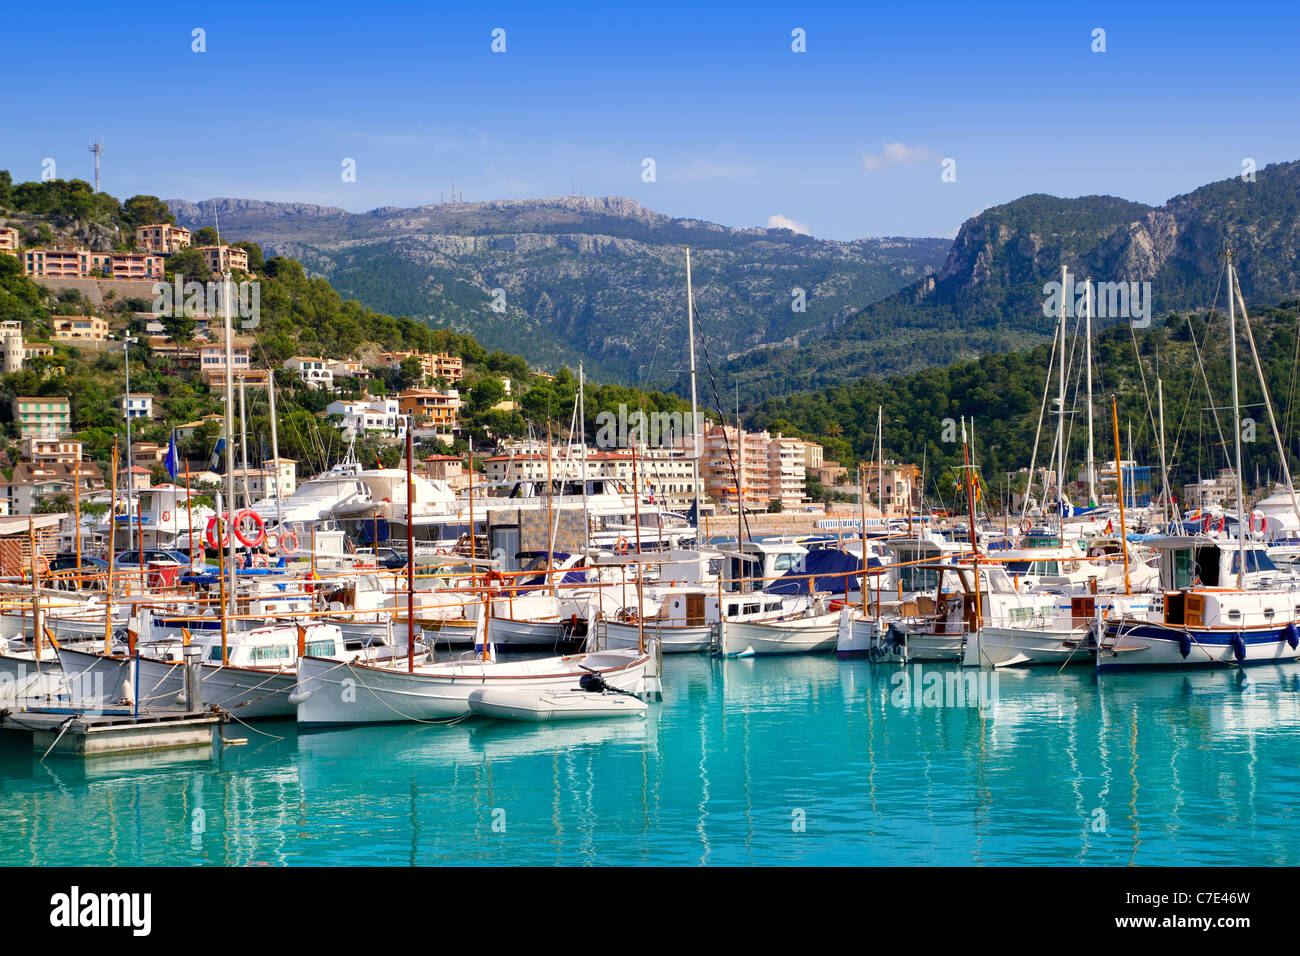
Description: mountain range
xmin=716 ymin=160 xmax=1300 ymax=404
xmin=165 ymin=195 xmax=949 ymax=385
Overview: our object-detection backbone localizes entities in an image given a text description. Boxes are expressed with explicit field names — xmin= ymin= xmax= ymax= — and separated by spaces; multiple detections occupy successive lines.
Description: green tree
xmin=121 ymin=195 xmax=175 ymax=229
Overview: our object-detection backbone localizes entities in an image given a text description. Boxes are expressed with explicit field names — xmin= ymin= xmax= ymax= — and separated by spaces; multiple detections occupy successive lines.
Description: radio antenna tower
xmin=88 ymin=137 xmax=104 ymax=192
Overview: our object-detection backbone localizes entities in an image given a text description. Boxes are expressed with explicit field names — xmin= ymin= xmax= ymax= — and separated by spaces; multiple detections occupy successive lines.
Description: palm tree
xmin=35 ymin=493 xmax=72 ymax=514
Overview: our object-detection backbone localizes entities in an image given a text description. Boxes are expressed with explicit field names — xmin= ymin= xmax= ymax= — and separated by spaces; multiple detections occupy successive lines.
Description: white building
xmin=326 ymin=397 xmax=405 ymax=440
xmin=285 ymin=356 xmax=334 ymax=390
xmin=118 ymin=393 xmax=154 ymax=420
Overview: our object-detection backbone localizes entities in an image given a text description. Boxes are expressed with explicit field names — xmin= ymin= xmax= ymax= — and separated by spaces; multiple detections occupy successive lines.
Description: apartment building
xmin=199 ymin=338 xmax=268 ymax=386
xmin=21 ymin=436 xmax=83 ymax=465
xmin=397 ymin=388 xmax=460 ymax=430
xmin=2 ymin=460 xmax=104 ymax=514
xmin=230 ymin=458 xmax=297 ymax=500
xmin=0 ymin=225 xmax=19 ymax=254
xmin=197 ymin=245 xmax=249 ymax=274
xmin=52 ymin=315 xmax=109 ymax=342
xmin=379 ymin=351 xmax=464 ymax=383
xmin=12 ymin=396 xmax=70 ymax=438
xmin=135 ymin=223 xmax=192 ymax=254
xmin=89 ymin=251 xmax=163 ymax=280
xmin=21 ymin=248 xmax=91 ymax=278
xmin=859 ymin=460 xmax=921 ymax=515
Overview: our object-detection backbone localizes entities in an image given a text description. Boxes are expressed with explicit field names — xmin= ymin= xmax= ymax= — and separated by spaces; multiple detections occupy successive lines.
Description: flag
xmin=1105 ymin=518 xmax=1113 ymax=534
xmin=165 ymin=430 xmax=179 ymax=482
xmin=209 ymin=436 xmax=226 ymax=473
xmin=377 ymin=452 xmax=383 ymax=469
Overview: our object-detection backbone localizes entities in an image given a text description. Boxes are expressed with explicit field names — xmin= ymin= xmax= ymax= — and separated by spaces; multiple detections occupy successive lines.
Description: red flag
xmin=376 ymin=453 xmax=383 ymax=469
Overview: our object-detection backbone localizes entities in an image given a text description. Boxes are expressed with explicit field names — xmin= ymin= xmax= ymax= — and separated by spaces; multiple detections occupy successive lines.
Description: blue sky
xmin=3 ymin=0 xmax=1298 ymax=240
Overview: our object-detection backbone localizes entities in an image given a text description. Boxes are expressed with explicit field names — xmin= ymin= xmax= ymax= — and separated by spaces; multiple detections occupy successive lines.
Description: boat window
xmin=208 ymin=646 xmax=225 ymax=661
xmin=345 ymin=641 xmax=363 ymax=651
xmin=773 ymin=553 xmax=797 ymax=572
xmin=305 ymin=640 xmax=336 ymax=657
xmin=1170 ymin=549 xmax=1196 ymax=589
xmin=744 ymin=603 xmax=759 ymax=615
xmin=727 ymin=603 xmax=738 ymax=616
xmin=249 ymin=645 xmax=292 ymax=661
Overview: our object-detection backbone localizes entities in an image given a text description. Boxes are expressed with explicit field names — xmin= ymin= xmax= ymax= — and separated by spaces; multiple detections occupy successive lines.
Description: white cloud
xmin=766 ymin=214 xmax=810 ymax=235
xmin=862 ymin=142 xmax=933 ymax=173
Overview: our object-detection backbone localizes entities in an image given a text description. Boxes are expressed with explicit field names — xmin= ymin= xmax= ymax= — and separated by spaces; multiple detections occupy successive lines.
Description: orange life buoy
xmin=233 ymin=509 xmax=266 ymax=548
xmin=280 ymin=531 xmax=299 ymax=556
xmin=484 ymin=569 xmax=507 ymax=595
xmin=616 ymin=537 xmax=629 ymax=555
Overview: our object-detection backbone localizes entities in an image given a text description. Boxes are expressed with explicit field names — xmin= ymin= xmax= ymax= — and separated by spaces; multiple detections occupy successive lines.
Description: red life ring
xmin=233 ymin=509 xmax=266 ymax=548
xmin=280 ymin=531 xmax=299 ymax=556
xmin=263 ymin=531 xmax=279 ymax=554
xmin=253 ymin=552 xmax=269 ymax=569
xmin=484 ymin=569 xmax=507 ymax=595
xmin=205 ymin=514 xmax=230 ymax=550
xmin=1018 ymin=518 xmax=1032 ymax=535
xmin=161 ymin=510 xmax=171 ymax=523
xmin=616 ymin=537 xmax=630 ymax=555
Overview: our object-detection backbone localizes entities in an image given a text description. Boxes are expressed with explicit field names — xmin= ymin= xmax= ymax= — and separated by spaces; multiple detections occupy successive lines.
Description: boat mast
xmin=1233 ymin=266 xmax=1300 ymax=535
xmin=268 ymin=372 xmax=284 ymax=534
xmin=686 ymin=248 xmax=702 ymax=533
xmin=579 ymin=362 xmax=590 ymax=556
xmin=1157 ymin=377 xmax=1169 ymax=526
xmin=1057 ymin=264 xmax=1067 ymax=537
xmin=406 ymin=426 xmax=415 ymax=673
xmin=1085 ymin=277 xmax=1097 ymax=507
xmin=238 ymin=375 xmax=250 ymax=510
xmin=877 ymin=405 xmax=884 ymax=519
xmin=222 ymin=270 xmax=238 ymax=618
xmin=1228 ymin=254 xmax=1246 ymax=588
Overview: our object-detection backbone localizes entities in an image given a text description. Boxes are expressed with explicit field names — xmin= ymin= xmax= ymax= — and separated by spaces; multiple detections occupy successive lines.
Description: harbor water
xmin=2 ymin=655 xmax=1298 ymax=866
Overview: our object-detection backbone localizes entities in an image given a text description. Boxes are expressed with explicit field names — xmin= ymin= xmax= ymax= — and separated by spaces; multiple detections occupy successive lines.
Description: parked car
xmin=47 ymin=555 xmax=109 ymax=590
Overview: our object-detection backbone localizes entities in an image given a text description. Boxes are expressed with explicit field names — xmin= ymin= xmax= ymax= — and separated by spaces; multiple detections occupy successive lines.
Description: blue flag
xmin=165 ymin=430 xmax=180 ymax=482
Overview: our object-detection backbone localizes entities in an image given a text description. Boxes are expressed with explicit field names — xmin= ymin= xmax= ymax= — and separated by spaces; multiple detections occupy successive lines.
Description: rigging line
xmin=1022 ymin=327 xmax=1061 ymax=519
xmin=1283 ymin=308 xmax=1300 ymax=459
xmin=690 ymin=292 xmax=752 ymax=545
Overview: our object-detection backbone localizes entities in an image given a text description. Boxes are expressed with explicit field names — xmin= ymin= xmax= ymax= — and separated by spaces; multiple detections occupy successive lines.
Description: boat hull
xmin=55 ymin=646 xmax=298 ymax=718
xmin=720 ymin=612 xmax=840 ymax=656
xmin=1099 ymin=620 xmax=1300 ymax=669
xmin=293 ymin=649 xmax=650 ymax=726
xmin=602 ymin=621 xmax=712 ymax=653
xmin=963 ymin=625 xmax=1093 ymax=667
xmin=467 ymin=687 xmax=647 ymax=721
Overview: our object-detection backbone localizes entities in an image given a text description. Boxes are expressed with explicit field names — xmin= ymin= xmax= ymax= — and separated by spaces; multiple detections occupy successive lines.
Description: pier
xmin=0 ymin=705 xmax=222 ymax=758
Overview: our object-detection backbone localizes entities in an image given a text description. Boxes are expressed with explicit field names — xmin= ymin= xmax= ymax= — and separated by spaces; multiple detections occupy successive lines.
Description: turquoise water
xmin=2 ymin=655 xmax=1299 ymax=866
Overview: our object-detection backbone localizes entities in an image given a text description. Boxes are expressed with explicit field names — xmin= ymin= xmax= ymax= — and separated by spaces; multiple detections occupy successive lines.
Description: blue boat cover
xmin=765 ymin=549 xmax=875 ymax=594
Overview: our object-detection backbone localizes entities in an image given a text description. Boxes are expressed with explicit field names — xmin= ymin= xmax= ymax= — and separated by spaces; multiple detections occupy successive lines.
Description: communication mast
xmin=88 ymin=137 xmax=104 ymax=192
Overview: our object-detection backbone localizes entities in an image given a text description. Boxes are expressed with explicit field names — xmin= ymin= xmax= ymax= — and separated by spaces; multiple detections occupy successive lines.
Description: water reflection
xmin=2 ymin=655 xmax=1299 ymax=865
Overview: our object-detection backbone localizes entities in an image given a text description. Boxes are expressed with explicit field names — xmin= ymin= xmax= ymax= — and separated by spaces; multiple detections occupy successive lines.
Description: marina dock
xmin=0 ymin=704 xmax=223 ymax=757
